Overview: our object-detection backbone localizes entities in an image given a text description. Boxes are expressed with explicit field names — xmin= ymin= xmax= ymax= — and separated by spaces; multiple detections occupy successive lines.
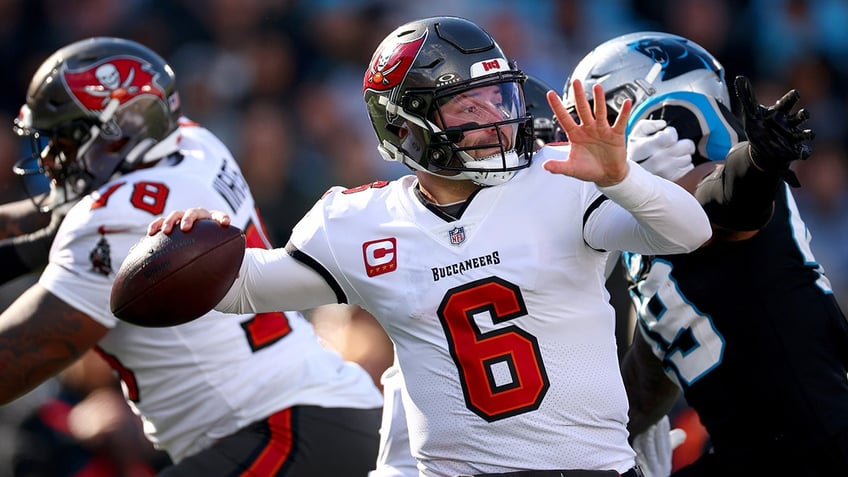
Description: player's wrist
xmin=597 ymin=160 xmax=656 ymax=209
xmin=596 ymin=162 xmax=630 ymax=187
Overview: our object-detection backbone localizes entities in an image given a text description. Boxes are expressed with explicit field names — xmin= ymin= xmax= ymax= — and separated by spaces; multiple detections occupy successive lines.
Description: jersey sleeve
xmin=216 ymin=188 xmax=348 ymax=315
xmin=288 ymin=187 xmax=350 ymax=293
xmin=584 ymin=161 xmax=711 ymax=255
xmin=39 ymin=194 xmax=150 ymax=328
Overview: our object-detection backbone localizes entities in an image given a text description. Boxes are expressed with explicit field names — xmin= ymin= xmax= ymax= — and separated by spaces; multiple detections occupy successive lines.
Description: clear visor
xmin=432 ymin=81 xmax=525 ymax=162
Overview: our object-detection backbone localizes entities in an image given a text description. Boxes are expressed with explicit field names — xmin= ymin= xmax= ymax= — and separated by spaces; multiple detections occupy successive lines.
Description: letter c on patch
xmin=363 ymin=238 xmax=397 ymax=277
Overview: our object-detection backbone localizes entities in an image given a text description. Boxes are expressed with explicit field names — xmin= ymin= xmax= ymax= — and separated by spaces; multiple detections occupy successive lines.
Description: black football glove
xmin=734 ymin=75 xmax=815 ymax=187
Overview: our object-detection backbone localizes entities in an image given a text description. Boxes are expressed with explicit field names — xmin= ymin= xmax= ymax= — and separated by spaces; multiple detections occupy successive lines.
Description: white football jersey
xmin=370 ymin=362 xmax=418 ymax=477
xmin=38 ymin=119 xmax=382 ymax=463
xmin=289 ymin=156 xmax=639 ymax=476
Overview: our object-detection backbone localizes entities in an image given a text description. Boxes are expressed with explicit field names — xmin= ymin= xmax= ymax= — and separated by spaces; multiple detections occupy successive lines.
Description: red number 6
xmin=438 ymin=277 xmax=549 ymax=421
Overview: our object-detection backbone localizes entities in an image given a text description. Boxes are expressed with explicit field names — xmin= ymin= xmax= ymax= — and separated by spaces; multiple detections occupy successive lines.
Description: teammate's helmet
xmin=523 ymin=74 xmax=556 ymax=145
xmin=363 ymin=16 xmax=534 ymax=186
xmin=12 ymin=37 xmax=181 ymax=211
xmin=562 ymin=31 xmax=744 ymax=165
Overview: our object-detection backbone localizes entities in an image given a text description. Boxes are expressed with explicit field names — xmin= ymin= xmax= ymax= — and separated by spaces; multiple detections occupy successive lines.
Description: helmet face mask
xmin=561 ymin=31 xmax=744 ymax=165
xmin=363 ymin=17 xmax=534 ymax=186
xmin=429 ymin=79 xmax=527 ymax=176
xmin=12 ymin=37 xmax=181 ymax=212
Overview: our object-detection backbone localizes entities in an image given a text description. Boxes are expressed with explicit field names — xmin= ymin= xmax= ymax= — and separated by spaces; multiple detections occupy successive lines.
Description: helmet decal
xmin=469 ymin=58 xmax=509 ymax=78
xmin=363 ymin=31 xmax=426 ymax=93
xmin=63 ymin=57 xmax=165 ymax=111
xmin=12 ymin=37 xmax=181 ymax=213
xmin=628 ymin=90 xmax=741 ymax=164
xmin=629 ymin=37 xmax=721 ymax=82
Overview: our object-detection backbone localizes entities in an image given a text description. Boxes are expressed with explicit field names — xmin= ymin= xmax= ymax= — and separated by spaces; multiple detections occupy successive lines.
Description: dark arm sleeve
xmin=622 ymin=329 xmax=681 ymax=438
xmin=0 ymin=212 xmax=63 ymax=285
xmin=0 ymin=240 xmax=32 ymax=284
xmin=694 ymin=141 xmax=783 ymax=231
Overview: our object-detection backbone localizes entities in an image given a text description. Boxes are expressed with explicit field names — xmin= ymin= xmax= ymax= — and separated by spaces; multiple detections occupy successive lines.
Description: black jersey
xmin=625 ymin=184 xmax=848 ymax=465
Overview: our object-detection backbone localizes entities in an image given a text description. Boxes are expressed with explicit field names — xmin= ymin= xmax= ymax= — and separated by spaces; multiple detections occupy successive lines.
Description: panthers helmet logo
xmin=629 ymin=37 xmax=721 ymax=81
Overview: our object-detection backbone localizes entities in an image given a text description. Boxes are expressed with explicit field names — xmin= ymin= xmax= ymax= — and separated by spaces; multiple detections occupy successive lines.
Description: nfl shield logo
xmin=448 ymin=226 xmax=465 ymax=245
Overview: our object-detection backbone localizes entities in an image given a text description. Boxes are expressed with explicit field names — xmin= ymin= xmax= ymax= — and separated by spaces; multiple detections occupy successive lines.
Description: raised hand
xmin=543 ymin=80 xmax=633 ymax=186
xmin=734 ymin=76 xmax=815 ymax=186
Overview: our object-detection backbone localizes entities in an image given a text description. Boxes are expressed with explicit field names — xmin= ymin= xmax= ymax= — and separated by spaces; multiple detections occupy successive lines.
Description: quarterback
xmin=154 ymin=16 xmax=711 ymax=477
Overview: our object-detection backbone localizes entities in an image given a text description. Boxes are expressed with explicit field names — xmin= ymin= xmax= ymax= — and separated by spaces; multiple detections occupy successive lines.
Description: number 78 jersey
xmin=289 ymin=162 xmax=636 ymax=475
xmin=40 ymin=121 xmax=382 ymax=462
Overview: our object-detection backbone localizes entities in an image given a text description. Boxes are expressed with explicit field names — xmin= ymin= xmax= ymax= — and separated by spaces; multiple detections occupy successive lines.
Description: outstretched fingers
xmin=734 ymin=76 xmax=761 ymax=118
xmin=592 ymin=83 xmax=607 ymax=126
xmin=774 ymin=89 xmax=800 ymax=114
xmin=571 ymin=80 xmax=595 ymax=127
xmin=788 ymin=108 xmax=810 ymax=127
xmin=611 ymin=94 xmax=632 ymax=136
xmin=548 ymin=80 xmax=604 ymax=142
xmin=548 ymin=89 xmax=576 ymax=135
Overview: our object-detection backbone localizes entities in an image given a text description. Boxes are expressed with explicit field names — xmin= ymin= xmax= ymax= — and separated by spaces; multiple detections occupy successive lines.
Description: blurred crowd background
xmin=0 ymin=0 xmax=846 ymax=475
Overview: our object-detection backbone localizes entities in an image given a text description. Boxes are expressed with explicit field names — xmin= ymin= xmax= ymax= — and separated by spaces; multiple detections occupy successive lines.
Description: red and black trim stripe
xmin=240 ymin=408 xmax=296 ymax=476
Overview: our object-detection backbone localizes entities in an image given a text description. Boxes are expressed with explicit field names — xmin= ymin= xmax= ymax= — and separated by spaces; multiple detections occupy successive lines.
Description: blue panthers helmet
xmin=563 ymin=31 xmax=744 ymax=165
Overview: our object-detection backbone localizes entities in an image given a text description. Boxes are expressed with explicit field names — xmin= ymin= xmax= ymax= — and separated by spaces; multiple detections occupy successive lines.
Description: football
xmin=110 ymin=219 xmax=245 ymax=327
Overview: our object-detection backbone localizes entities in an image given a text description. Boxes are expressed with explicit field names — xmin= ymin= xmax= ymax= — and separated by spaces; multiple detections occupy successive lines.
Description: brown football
xmin=110 ymin=219 xmax=245 ymax=327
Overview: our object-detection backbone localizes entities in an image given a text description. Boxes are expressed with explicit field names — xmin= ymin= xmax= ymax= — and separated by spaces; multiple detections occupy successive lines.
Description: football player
xmin=562 ymin=32 xmax=848 ymax=476
xmin=153 ymin=16 xmax=711 ymax=476
xmin=0 ymin=37 xmax=384 ymax=476
xmin=367 ymin=73 xmax=564 ymax=477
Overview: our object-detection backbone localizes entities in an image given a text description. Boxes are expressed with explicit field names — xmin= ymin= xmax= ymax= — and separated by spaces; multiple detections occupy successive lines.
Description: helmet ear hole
xmin=402 ymin=95 xmax=428 ymax=114
xmin=429 ymin=147 xmax=447 ymax=164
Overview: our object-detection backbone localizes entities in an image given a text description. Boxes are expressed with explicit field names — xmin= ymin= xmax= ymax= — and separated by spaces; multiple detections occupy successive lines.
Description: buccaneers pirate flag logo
xmin=363 ymin=30 xmax=426 ymax=93
xmin=63 ymin=57 xmax=166 ymax=111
